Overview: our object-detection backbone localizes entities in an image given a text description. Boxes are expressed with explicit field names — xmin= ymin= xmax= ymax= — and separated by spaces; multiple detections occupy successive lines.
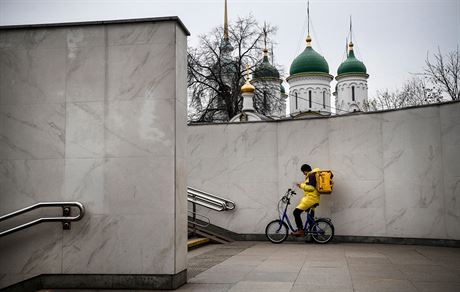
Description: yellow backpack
xmin=315 ymin=170 xmax=334 ymax=194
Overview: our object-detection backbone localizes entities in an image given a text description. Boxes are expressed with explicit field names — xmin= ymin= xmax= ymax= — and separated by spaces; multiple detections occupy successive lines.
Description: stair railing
xmin=0 ymin=202 xmax=85 ymax=237
xmin=187 ymin=187 xmax=235 ymax=237
xmin=187 ymin=187 xmax=235 ymax=211
xmin=187 ymin=211 xmax=210 ymax=228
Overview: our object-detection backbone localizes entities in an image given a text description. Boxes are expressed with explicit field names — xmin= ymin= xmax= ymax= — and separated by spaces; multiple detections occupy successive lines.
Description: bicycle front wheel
xmin=265 ymin=220 xmax=289 ymax=244
xmin=311 ymin=219 xmax=334 ymax=244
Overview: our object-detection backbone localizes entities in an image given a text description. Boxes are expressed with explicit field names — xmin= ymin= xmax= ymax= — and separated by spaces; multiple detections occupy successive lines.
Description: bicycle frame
xmin=277 ymin=190 xmax=324 ymax=236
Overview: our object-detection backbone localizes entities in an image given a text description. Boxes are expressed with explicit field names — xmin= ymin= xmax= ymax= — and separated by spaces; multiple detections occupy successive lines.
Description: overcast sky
xmin=1 ymin=0 xmax=459 ymax=100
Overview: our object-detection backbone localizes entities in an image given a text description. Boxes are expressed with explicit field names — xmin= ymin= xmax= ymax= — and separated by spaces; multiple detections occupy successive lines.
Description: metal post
xmin=192 ymin=201 xmax=197 ymax=237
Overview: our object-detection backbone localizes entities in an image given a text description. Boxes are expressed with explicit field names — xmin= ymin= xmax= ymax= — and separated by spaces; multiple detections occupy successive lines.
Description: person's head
xmin=300 ymin=164 xmax=312 ymax=175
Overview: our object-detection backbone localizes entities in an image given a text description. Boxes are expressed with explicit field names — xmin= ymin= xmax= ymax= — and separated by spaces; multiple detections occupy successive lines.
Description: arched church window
xmin=295 ymin=92 xmax=298 ymax=109
xmin=308 ymin=90 xmax=312 ymax=108
xmin=323 ymin=91 xmax=326 ymax=109
xmin=352 ymin=86 xmax=355 ymax=102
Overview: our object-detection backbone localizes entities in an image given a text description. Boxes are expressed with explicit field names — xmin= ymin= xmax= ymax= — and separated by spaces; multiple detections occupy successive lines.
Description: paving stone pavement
xmin=40 ymin=241 xmax=460 ymax=292
xmin=176 ymin=241 xmax=460 ymax=292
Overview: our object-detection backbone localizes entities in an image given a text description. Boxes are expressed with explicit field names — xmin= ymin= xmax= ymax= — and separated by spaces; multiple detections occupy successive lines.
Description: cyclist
xmin=291 ymin=163 xmax=321 ymax=237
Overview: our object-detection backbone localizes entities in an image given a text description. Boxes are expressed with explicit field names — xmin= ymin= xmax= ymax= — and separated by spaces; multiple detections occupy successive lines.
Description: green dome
xmin=280 ymin=84 xmax=285 ymax=94
xmin=253 ymin=55 xmax=280 ymax=79
xmin=290 ymin=46 xmax=329 ymax=75
xmin=220 ymin=38 xmax=234 ymax=53
xmin=337 ymin=50 xmax=367 ymax=75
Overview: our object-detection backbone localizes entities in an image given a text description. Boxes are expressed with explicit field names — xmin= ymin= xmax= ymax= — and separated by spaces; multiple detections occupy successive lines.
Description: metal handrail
xmin=187 ymin=187 xmax=236 ymax=211
xmin=0 ymin=202 xmax=85 ymax=237
xmin=187 ymin=211 xmax=210 ymax=228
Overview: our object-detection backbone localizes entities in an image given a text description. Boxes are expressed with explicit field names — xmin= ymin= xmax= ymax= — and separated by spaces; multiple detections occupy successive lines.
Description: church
xmin=215 ymin=0 xmax=370 ymax=122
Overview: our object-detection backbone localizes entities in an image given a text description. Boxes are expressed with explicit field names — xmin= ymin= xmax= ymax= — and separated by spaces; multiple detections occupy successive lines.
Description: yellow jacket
xmin=296 ymin=167 xmax=320 ymax=211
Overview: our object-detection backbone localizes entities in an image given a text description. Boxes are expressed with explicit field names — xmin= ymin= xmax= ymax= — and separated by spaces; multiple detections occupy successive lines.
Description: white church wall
xmin=288 ymin=76 xmax=332 ymax=114
xmin=187 ymin=101 xmax=460 ymax=240
xmin=336 ymin=75 xmax=368 ymax=113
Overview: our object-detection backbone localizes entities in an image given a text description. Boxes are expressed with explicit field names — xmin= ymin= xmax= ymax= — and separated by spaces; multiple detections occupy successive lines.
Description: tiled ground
xmin=176 ymin=241 xmax=460 ymax=292
xmin=40 ymin=241 xmax=460 ymax=291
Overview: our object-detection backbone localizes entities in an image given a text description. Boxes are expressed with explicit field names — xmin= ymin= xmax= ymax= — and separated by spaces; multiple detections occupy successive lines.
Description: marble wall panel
xmin=0 ymin=223 xmax=63 ymax=274
xmin=63 ymin=158 xmax=105 ymax=214
xmin=65 ymin=102 xmax=104 ymax=158
xmin=187 ymin=125 xmax=229 ymax=159
xmin=228 ymin=155 xmax=278 ymax=184
xmin=187 ymin=102 xmax=459 ymax=238
xmin=0 ymin=103 xmax=65 ymax=159
xmin=383 ymin=107 xmax=445 ymax=238
xmin=140 ymin=213 xmax=176 ymax=275
xmin=444 ymin=176 xmax=460 ymax=238
xmin=331 ymin=207 xmax=386 ymax=237
xmin=176 ymin=100 xmax=187 ymax=160
xmin=62 ymin=213 xmax=175 ymax=274
xmin=329 ymin=114 xmax=383 ymax=181
xmin=223 ymin=181 xmax=279 ymax=234
xmin=0 ymin=27 xmax=66 ymax=50
xmin=330 ymin=178 xmax=386 ymax=236
xmin=440 ymin=102 xmax=460 ymax=239
xmin=175 ymin=24 xmax=187 ymax=107
xmin=175 ymin=24 xmax=187 ymax=170
xmin=107 ymin=22 xmax=175 ymax=46
xmin=0 ymin=159 xmax=65 ymax=213
xmin=0 ymin=19 xmax=188 ymax=288
xmin=277 ymin=119 xmax=330 ymax=199
xmin=0 ymin=48 xmax=66 ymax=105
xmin=66 ymin=46 xmax=105 ymax=102
xmin=227 ymin=123 xmax=277 ymax=158
xmin=174 ymin=26 xmax=188 ymax=272
xmin=104 ymin=99 xmax=174 ymax=157
xmin=175 ymin=157 xmax=187 ymax=273
xmin=187 ymin=156 xmax=230 ymax=188
xmin=66 ymin=26 xmax=105 ymax=48
xmin=107 ymin=43 xmax=175 ymax=101
xmin=104 ymin=157 xmax=175 ymax=216
xmin=331 ymin=179 xmax=385 ymax=212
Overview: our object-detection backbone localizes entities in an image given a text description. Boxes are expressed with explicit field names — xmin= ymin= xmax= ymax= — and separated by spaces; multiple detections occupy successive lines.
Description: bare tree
xmin=187 ymin=15 xmax=282 ymax=122
xmin=425 ymin=47 xmax=460 ymax=101
xmin=367 ymin=76 xmax=443 ymax=111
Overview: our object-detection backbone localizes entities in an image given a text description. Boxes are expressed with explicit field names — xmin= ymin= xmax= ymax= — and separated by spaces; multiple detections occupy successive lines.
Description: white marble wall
xmin=187 ymin=102 xmax=460 ymax=240
xmin=0 ymin=19 xmax=188 ymax=288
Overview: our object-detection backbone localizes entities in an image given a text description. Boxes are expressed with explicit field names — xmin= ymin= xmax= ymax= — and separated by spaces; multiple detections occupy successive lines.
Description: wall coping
xmin=0 ymin=16 xmax=190 ymax=36
xmin=188 ymin=99 xmax=460 ymax=126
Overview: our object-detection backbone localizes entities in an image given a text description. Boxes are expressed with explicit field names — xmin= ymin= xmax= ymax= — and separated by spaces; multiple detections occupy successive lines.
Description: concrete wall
xmin=188 ymin=102 xmax=460 ymax=240
xmin=0 ymin=18 xmax=188 ymax=289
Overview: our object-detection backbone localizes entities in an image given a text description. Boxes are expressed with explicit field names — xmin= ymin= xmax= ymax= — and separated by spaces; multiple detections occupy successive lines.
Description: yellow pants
xmin=296 ymin=195 xmax=319 ymax=211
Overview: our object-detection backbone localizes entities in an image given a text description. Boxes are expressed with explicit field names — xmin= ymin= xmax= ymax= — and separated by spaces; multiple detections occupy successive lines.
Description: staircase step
xmin=188 ymin=237 xmax=210 ymax=249
xmin=193 ymin=229 xmax=228 ymax=244
xmin=189 ymin=223 xmax=234 ymax=243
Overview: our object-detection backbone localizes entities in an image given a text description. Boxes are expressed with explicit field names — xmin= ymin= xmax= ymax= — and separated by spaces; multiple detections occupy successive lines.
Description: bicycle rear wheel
xmin=311 ymin=219 xmax=334 ymax=244
xmin=265 ymin=220 xmax=289 ymax=244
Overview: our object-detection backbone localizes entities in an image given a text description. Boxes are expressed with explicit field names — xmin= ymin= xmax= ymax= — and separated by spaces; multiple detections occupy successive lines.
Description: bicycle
xmin=265 ymin=188 xmax=334 ymax=244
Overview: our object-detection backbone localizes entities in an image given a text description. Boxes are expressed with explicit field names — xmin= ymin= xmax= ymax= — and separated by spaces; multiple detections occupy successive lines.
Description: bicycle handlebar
xmin=287 ymin=189 xmax=296 ymax=196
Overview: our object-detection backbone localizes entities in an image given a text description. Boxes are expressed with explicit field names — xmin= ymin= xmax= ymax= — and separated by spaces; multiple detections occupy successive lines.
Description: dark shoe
xmin=291 ymin=229 xmax=305 ymax=237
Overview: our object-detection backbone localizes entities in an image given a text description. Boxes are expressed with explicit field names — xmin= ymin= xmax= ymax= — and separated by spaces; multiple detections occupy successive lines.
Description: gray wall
xmin=0 ymin=19 xmax=188 ymax=288
xmin=188 ymin=102 xmax=460 ymax=240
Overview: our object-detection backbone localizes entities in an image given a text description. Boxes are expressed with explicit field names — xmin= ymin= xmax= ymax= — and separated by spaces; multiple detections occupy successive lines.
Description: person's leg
xmin=292 ymin=208 xmax=305 ymax=237
xmin=293 ymin=208 xmax=304 ymax=230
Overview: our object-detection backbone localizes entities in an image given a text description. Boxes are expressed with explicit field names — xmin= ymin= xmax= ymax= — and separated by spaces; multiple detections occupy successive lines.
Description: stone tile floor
xmin=43 ymin=241 xmax=460 ymax=291
xmin=176 ymin=241 xmax=460 ymax=292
